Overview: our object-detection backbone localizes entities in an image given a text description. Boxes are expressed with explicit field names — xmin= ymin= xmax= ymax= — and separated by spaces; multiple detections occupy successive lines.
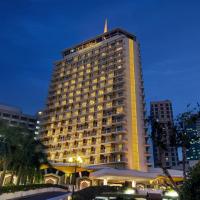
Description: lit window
xmin=69 ymin=99 xmax=73 ymax=103
xmin=108 ymin=79 xmax=113 ymax=84
xmin=72 ymin=67 xmax=77 ymax=72
xmin=98 ymin=105 xmax=103 ymax=111
xmin=71 ymin=80 xmax=75 ymax=84
xmin=94 ymin=66 xmax=98 ymax=71
xmin=92 ymin=85 xmax=97 ymax=90
xmin=76 ymin=97 xmax=80 ymax=101
xmin=88 ymin=115 xmax=93 ymax=121
xmin=99 ymin=90 xmax=104 ymax=95
xmin=91 ymin=92 xmax=96 ymax=97
xmin=116 ymin=47 xmax=122 ymax=51
xmin=82 ymin=102 xmax=87 ymax=107
xmin=69 ymin=93 xmax=73 ymax=97
xmin=80 ymin=117 xmax=85 ymax=122
xmin=85 ymin=81 xmax=90 ymax=86
xmin=77 ymin=83 xmax=82 ymax=88
xmin=97 ymin=113 xmax=102 ymax=118
xmin=89 ymin=107 xmax=94 ymax=113
xmin=74 ymin=111 xmax=78 ymax=116
xmin=98 ymin=97 xmax=103 ymax=103
xmin=108 ymin=72 xmax=114 ymax=78
xmin=79 ymin=71 xmax=83 ymax=76
xmin=78 ymin=77 xmax=83 ymax=82
xmin=76 ymin=90 xmax=81 ymax=95
xmin=62 ymin=101 xmax=66 ymax=105
xmin=100 ymin=82 xmax=105 ymax=87
xmin=100 ymin=76 xmax=105 ymax=81
xmin=107 ymin=87 xmax=112 ymax=92
xmin=106 ymin=102 xmax=112 ymax=108
xmin=64 ymin=82 xmax=69 ymax=86
xmin=90 ymin=100 xmax=95 ymax=105
xmin=80 ymin=65 xmax=84 ymax=70
xmin=73 ymin=56 xmax=78 ymax=61
xmin=70 ymin=85 xmax=75 ymax=90
xmin=86 ymin=69 xmax=91 ymax=73
xmin=117 ymin=107 xmax=123 ymax=114
xmin=83 ymin=88 xmax=89 ymax=93
xmin=93 ymin=78 xmax=97 ymax=83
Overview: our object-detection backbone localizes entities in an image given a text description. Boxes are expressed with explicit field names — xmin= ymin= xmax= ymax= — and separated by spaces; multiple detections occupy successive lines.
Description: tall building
xmin=0 ymin=104 xmax=37 ymax=133
xmin=40 ymin=28 xmax=150 ymax=171
xmin=186 ymin=118 xmax=200 ymax=161
xmin=150 ymin=100 xmax=179 ymax=168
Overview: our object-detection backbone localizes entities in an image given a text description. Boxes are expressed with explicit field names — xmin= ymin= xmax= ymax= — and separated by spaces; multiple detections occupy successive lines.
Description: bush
xmin=0 ymin=184 xmax=68 ymax=194
xmin=180 ymin=162 xmax=200 ymax=200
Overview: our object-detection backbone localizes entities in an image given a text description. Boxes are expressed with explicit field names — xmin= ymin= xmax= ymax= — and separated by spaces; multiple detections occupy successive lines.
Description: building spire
xmin=104 ymin=18 xmax=108 ymax=33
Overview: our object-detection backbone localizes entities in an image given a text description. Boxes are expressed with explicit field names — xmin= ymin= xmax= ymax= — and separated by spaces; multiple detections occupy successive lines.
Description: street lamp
xmin=68 ymin=156 xmax=83 ymax=200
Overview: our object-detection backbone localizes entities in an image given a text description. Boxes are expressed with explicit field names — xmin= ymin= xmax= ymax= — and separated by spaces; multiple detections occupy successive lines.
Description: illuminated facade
xmin=40 ymin=28 xmax=150 ymax=171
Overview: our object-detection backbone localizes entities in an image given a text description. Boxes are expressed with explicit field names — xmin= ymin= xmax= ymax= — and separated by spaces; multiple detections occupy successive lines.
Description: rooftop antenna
xmin=104 ymin=18 xmax=108 ymax=33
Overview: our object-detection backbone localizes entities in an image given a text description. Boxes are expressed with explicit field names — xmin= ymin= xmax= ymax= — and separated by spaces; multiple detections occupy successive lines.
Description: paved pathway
xmin=14 ymin=192 xmax=69 ymax=200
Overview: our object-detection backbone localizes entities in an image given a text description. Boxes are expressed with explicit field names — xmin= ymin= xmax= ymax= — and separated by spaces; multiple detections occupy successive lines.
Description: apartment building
xmin=150 ymin=100 xmax=179 ymax=168
xmin=0 ymin=104 xmax=37 ymax=133
xmin=40 ymin=28 xmax=150 ymax=171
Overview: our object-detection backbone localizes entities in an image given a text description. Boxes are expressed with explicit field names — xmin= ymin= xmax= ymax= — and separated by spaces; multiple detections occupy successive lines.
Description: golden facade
xmin=40 ymin=29 xmax=150 ymax=171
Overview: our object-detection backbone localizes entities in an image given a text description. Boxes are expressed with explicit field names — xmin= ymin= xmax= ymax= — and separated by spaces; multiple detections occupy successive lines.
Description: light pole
xmin=68 ymin=156 xmax=83 ymax=200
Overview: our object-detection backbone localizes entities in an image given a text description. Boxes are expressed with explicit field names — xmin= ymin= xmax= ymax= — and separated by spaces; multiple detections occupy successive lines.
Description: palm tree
xmin=151 ymin=118 xmax=180 ymax=193
xmin=0 ymin=120 xmax=48 ymax=186
xmin=173 ymin=107 xmax=200 ymax=180
xmin=0 ymin=121 xmax=18 ymax=186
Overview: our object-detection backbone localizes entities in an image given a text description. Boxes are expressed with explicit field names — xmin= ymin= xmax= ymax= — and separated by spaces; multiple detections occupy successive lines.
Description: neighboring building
xmin=0 ymin=104 xmax=37 ymax=133
xmin=186 ymin=118 xmax=200 ymax=161
xmin=40 ymin=27 xmax=150 ymax=171
xmin=150 ymin=100 xmax=179 ymax=168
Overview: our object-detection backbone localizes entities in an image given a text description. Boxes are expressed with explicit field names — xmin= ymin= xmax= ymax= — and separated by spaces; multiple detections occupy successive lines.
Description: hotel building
xmin=150 ymin=100 xmax=179 ymax=168
xmin=40 ymin=28 xmax=150 ymax=171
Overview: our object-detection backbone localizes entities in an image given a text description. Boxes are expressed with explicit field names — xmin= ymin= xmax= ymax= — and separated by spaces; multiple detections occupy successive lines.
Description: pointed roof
xmin=104 ymin=19 xmax=108 ymax=33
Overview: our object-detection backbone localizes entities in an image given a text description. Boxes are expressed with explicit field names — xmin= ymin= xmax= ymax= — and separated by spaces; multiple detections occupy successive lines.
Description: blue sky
xmin=0 ymin=0 xmax=200 ymax=116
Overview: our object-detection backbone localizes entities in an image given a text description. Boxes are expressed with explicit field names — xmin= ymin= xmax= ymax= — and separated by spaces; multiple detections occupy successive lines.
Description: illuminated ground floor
xmin=39 ymin=163 xmax=183 ymax=194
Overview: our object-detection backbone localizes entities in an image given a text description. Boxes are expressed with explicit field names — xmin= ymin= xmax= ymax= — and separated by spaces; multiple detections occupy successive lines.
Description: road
xmin=14 ymin=192 xmax=69 ymax=200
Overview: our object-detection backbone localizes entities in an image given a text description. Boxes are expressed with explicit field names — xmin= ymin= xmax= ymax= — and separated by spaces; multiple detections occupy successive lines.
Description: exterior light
xmin=77 ymin=156 xmax=83 ymax=163
xmin=164 ymin=190 xmax=179 ymax=197
xmin=124 ymin=188 xmax=136 ymax=195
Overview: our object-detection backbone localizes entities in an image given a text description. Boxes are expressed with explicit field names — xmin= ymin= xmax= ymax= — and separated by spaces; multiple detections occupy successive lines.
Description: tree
xmin=173 ymin=105 xmax=200 ymax=180
xmin=150 ymin=104 xmax=200 ymax=193
xmin=150 ymin=118 xmax=180 ymax=193
xmin=0 ymin=120 xmax=48 ymax=186
xmin=180 ymin=162 xmax=200 ymax=200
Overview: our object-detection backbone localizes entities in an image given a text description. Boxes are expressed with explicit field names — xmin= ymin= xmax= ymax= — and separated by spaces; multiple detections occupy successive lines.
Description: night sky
xmin=0 ymin=0 xmax=200 ymax=116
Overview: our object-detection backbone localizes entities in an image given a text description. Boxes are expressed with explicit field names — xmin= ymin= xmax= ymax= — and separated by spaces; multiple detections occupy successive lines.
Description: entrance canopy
xmin=90 ymin=168 xmax=183 ymax=182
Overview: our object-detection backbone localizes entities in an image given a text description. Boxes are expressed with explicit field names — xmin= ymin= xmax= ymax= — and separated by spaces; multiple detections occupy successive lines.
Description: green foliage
xmin=0 ymin=184 xmax=68 ymax=194
xmin=73 ymin=186 xmax=122 ymax=200
xmin=0 ymin=120 xmax=49 ymax=186
xmin=180 ymin=162 xmax=200 ymax=200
